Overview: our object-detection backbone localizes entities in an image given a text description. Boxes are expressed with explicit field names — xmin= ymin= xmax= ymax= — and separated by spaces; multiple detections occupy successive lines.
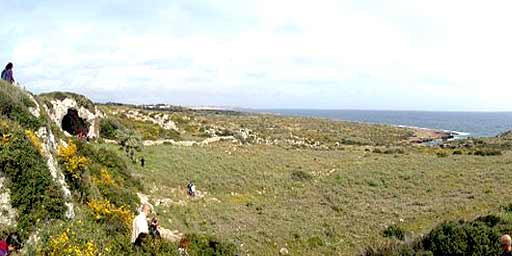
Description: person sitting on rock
xmin=501 ymin=234 xmax=512 ymax=256
xmin=132 ymin=203 xmax=151 ymax=249
xmin=149 ymin=216 xmax=161 ymax=239
xmin=1 ymin=63 xmax=15 ymax=84
xmin=187 ymin=180 xmax=196 ymax=197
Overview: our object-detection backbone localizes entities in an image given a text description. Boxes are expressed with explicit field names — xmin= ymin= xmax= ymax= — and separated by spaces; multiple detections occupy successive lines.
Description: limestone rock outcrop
xmin=43 ymin=97 xmax=103 ymax=138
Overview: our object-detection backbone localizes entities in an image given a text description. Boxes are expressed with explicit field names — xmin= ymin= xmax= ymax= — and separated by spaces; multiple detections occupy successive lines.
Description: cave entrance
xmin=61 ymin=108 xmax=89 ymax=136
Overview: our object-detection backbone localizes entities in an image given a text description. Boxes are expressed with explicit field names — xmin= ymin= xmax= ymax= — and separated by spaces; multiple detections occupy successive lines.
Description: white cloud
xmin=1 ymin=0 xmax=512 ymax=110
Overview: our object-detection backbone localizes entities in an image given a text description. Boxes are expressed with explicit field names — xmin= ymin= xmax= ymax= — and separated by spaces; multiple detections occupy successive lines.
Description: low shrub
xmin=340 ymin=137 xmax=373 ymax=146
xmin=383 ymin=225 xmax=405 ymax=240
xmin=473 ymin=149 xmax=502 ymax=156
xmin=373 ymin=148 xmax=405 ymax=154
xmin=503 ymin=203 xmax=512 ymax=213
xmin=452 ymin=150 xmax=463 ymax=155
xmin=0 ymin=81 xmax=42 ymax=130
xmin=290 ymin=170 xmax=313 ymax=182
xmin=436 ymin=152 xmax=448 ymax=158
xmin=79 ymin=144 xmax=141 ymax=209
xmin=421 ymin=217 xmax=502 ymax=255
xmin=306 ymin=236 xmax=325 ymax=248
xmin=46 ymin=230 xmax=98 ymax=256
xmin=186 ymin=233 xmax=238 ymax=256
xmin=100 ymin=118 xmax=125 ymax=140
xmin=57 ymin=140 xmax=90 ymax=199
xmin=365 ymin=214 xmax=509 ymax=256
xmin=115 ymin=117 xmax=181 ymax=141
xmin=87 ymin=200 xmax=133 ymax=233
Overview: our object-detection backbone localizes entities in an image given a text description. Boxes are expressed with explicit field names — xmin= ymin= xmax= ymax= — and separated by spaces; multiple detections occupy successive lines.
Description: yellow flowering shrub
xmin=1 ymin=133 xmax=10 ymax=144
xmin=100 ymin=168 xmax=114 ymax=185
xmin=57 ymin=140 xmax=89 ymax=180
xmin=25 ymin=129 xmax=43 ymax=153
xmin=88 ymin=200 xmax=133 ymax=228
xmin=47 ymin=230 xmax=98 ymax=256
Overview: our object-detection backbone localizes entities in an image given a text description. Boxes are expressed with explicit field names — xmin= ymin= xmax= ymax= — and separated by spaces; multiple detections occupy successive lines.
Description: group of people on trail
xmin=131 ymin=180 xmax=198 ymax=253
xmin=0 ymin=233 xmax=22 ymax=256
xmin=1 ymin=63 xmax=14 ymax=84
xmin=131 ymin=203 xmax=161 ymax=249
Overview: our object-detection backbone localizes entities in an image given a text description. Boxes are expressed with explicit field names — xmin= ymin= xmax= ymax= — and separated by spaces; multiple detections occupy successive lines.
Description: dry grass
xmin=97 ymin=140 xmax=512 ymax=255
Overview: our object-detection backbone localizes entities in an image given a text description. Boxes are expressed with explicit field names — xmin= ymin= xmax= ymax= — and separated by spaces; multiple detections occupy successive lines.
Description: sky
xmin=1 ymin=0 xmax=512 ymax=111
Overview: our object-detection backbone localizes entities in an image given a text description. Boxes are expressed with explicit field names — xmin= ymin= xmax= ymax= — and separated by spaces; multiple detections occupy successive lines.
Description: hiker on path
xmin=132 ymin=203 xmax=151 ymax=249
xmin=1 ymin=63 xmax=14 ymax=84
xmin=501 ymin=234 xmax=512 ymax=256
xmin=187 ymin=180 xmax=196 ymax=197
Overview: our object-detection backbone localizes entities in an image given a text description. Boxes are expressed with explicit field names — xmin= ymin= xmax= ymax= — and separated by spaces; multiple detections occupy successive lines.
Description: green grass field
xmin=98 ymin=140 xmax=512 ymax=255
xmin=3 ymin=83 xmax=511 ymax=255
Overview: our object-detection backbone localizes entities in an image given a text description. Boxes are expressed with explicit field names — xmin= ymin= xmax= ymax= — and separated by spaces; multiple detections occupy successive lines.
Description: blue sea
xmin=255 ymin=109 xmax=512 ymax=137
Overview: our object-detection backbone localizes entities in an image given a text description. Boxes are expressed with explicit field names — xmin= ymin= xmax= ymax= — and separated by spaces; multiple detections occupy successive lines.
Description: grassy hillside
xmin=102 ymin=140 xmax=512 ymax=255
xmin=1 ymin=83 xmax=511 ymax=255
xmin=99 ymin=104 xmax=417 ymax=146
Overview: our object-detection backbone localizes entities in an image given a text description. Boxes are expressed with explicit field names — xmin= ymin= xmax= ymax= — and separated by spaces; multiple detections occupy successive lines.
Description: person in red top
xmin=0 ymin=239 xmax=7 ymax=256
xmin=0 ymin=233 xmax=22 ymax=256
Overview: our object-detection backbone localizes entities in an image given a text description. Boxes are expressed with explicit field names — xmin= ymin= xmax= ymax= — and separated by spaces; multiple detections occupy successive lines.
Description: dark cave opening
xmin=61 ymin=108 xmax=89 ymax=136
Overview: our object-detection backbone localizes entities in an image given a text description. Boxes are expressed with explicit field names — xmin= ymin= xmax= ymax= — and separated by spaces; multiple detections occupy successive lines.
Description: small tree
xmin=116 ymin=129 xmax=143 ymax=162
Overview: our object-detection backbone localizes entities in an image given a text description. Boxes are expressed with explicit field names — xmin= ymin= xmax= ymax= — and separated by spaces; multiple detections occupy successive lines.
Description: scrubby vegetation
xmin=373 ymin=147 xmax=406 ymax=154
xmin=39 ymin=91 xmax=96 ymax=112
xmin=383 ymin=225 xmax=406 ymax=241
xmin=366 ymin=214 xmax=512 ymax=255
xmin=0 ymin=118 xmax=66 ymax=237
xmin=99 ymin=117 xmax=125 ymax=140
xmin=0 ymin=80 xmax=42 ymax=130
xmin=472 ymin=149 xmax=503 ymax=156
xmin=3 ymin=83 xmax=512 ymax=255
xmin=111 ymin=114 xmax=180 ymax=141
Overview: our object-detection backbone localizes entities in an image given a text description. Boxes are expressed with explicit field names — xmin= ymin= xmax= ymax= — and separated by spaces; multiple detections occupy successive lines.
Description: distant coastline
xmin=249 ymin=109 xmax=512 ymax=137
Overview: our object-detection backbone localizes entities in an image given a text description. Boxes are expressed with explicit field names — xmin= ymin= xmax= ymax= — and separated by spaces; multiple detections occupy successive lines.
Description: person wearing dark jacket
xmin=1 ymin=63 xmax=15 ymax=84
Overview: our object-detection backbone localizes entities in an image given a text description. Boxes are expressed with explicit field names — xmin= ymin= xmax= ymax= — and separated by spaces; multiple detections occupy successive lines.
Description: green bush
xmin=436 ymin=152 xmax=448 ymax=158
xmin=365 ymin=214 xmax=508 ymax=256
xmin=383 ymin=225 xmax=405 ymax=240
xmin=452 ymin=150 xmax=463 ymax=155
xmin=77 ymin=143 xmax=141 ymax=209
xmin=0 ymin=119 xmax=66 ymax=237
xmin=0 ymin=81 xmax=42 ymax=130
xmin=473 ymin=149 xmax=502 ymax=156
xmin=100 ymin=118 xmax=125 ymax=140
xmin=306 ymin=236 xmax=325 ymax=248
xmin=290 ymin=170 xmax=313 ymax=182
xmin=115 ymin=117 xmax=180 ymax=141
xmin=422 ymin=217 xmax=502 ymax=255
xmin=373 ymin=148 xmax=405 ymax=154
xmin=186 ymin=233 xmax=238 ymax=256
xmin=363 ymin=242 xmax=418 ymax=256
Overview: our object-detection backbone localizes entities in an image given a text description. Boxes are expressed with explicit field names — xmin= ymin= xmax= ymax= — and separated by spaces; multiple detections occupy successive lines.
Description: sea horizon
xmin=248 ymin=108 xmax=512 ymax=137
